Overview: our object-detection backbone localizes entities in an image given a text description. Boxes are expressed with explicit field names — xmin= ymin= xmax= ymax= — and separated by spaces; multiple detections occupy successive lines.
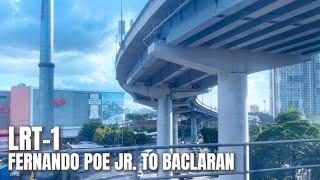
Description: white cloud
xmin=0 ymin=0 xmax=274 ymax=113
xmin=0 ymin=0 xmax=150 ymax=110
xmin=248 ymin=71 xmax=270 ymax=111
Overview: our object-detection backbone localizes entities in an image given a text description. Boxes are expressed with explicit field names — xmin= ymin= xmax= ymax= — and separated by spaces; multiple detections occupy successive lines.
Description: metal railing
xmin=1 ymin=139 xmax=320 ymax=179
xmin=142 ymin=0 xmax=194 ymax=44
xmin=195 ymin=96 xmax=217 ymax=112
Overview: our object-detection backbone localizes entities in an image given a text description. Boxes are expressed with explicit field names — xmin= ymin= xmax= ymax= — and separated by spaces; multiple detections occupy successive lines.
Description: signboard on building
xmin=0 ymin=107 xmax=9 ymax=114
xmin=88 ymin=99 xmax=101 ymax=105
xmin=90 ymin=93 xmax=99 ymax=99
xmin=53 ymin=98 xmax=67 ymax=106
xmin=88 ymin=93 xmax=101 ymax=120
xmin=89 ymin=105 xmax=100 ymax=120
xmin=101 ymin=92 xmax=124 ymax=124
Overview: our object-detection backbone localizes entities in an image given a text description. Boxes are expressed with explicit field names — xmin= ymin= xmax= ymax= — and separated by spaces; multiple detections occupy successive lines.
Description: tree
xmin=251 ymin=109 xmax=320 ymax=180
xmin=249 ymin=123 xmax=273 ymax=141
xmin=93 ymin=126 xmax=108 ymax=144
xmin=122 ymin=127 xmax=136 ymax=146
xmin=93 ymin=125 xmax=117 ymax=145
xmin=135 ymin=133 xmax=153 ymax=145
xmin=200 ymin=127 xmax=218 ymax=152
xmin=276 ymin=108 xmax=300 ymax=124
xmin=93 ymin=125 xmax=136 ymax=146
xmin=77 ymin=121 xmax=103 ymax=142
xmin=200 ymin=127 xmax=218 ymax=144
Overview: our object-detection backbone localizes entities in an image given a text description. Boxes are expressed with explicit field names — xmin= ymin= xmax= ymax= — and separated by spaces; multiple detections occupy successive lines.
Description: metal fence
xmin=1 ymin=139 xmax=320 ymax=179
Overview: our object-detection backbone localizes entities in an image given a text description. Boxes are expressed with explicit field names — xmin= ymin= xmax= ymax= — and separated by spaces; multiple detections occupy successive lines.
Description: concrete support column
xmin=157 ymin=95 xmax=173 ymax=177
xmin=191 ymin=118 xmax=197 ymax=143
xmin=173 ymin=114 xmax=179 ymax=146
xmin=218 ymin=72 xmax=249 ymax=180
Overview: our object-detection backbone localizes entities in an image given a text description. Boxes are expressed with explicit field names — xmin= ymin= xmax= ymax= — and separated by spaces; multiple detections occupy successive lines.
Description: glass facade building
xmin=270 ymin=55 xmax=320 ymax=117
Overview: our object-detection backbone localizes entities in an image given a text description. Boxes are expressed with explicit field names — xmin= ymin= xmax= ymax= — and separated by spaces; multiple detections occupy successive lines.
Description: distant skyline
xmin=0 ymin=0 xmax=269 ymax=111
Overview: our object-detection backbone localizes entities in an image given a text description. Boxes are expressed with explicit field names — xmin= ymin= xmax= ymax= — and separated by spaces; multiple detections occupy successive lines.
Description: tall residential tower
xmin=270 ymin=55 xmax=320 ymax=117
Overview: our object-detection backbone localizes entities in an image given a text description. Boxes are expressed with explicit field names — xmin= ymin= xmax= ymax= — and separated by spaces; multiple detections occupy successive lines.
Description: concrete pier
xmin=191 ymin=118 xmax=197 ymax=143
xmin=157 ymin=95 xmax=173 ymax=177
xmin=173 ymin=114 xmax=179 ymax=145
xmin=218 ymin=72 xmax=249 ymax=180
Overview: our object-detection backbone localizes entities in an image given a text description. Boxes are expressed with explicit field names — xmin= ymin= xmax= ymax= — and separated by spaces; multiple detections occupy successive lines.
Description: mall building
xmin=0 ymin=84 xmax=125 ymax=138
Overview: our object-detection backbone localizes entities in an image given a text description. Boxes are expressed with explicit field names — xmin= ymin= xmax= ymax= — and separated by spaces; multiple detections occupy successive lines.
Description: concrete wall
xmin=32 ymin=90 xmax=125 ymax=127
xmin=32 ymin=89 xmax=93 ymax=127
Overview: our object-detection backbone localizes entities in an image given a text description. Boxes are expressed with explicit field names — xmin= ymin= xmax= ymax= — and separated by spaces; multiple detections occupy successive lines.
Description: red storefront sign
xmin=0 ymin=107 xmax=9 ymax=114
xmin=53 ymin=98 xmax=67 ymax=106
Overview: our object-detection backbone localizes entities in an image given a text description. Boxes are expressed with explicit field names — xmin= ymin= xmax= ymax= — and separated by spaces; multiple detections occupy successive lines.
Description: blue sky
xmin=0 ymin=0 xmax=269 ymax=111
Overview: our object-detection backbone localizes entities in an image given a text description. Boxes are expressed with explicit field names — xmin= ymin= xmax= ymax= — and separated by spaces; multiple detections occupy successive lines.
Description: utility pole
xmin=39 ymin=0 xmax=54 ymax=142
xmin=120 ymin=0 xmax=124 ymax=147
xmin=121 ymin=0 xmax=123 ymax=42
xmin=37 ymin=0 xmax=55 ymax=179
xmin=118 ymin=0 xmax=125 ymax=48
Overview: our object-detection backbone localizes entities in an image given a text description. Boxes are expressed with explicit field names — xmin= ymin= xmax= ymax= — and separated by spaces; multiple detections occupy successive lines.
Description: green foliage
xmin=77 ymin=122 xmax=140 ymax=146
xmin=200 ymin=127 xmax=218 ymax=152
xmin=126 ymin=112 xmax=156 ymax=121
xmin=76 ymin=121 xmax=153 ymax=146
xmin=93 ymin=126 xmax=108 ymax=144
xmin=276 ymin=108 xmax=300 ymax=124
xmin=122 ymin=127 xmax=136 ymax=146
xmin=200 ymin=127 xmax=218 ymax=144
xmin=135 ymin=133 xmax=153 ymax=145
xmin=249 ymin=123 xmax=273 ymax=141
xmin=93 ymin=125 xmax=117 ymax=145
xmin=93 ymin=125 xmax=136 ymax=146
xmin=77 ymin=121 xmax=103 ymax=142
xmin=146 ymin=127 xmax=156 ymax=133
xmin=251 ymin=109 xmax=320 ymax=180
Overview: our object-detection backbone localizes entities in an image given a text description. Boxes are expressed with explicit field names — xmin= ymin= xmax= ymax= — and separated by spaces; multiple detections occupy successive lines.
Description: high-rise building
xmin=270 ymin=55 xmax=320 ymax=117
xmin=249 ymin=104 xmax=260 ymax=113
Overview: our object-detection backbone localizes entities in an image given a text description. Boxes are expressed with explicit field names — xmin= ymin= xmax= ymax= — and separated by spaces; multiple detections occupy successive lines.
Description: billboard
xmin=89 ymin=93 xmax=101 ymax=120
xmin=101 ymin=92 xmax=124 ymax=124
xmin=89 ymin=105 xmax=100 ymax=119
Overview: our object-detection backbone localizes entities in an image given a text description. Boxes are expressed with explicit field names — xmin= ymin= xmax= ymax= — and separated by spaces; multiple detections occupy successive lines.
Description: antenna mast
xmin=121 ymin=0 xmax=123 ymax=42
